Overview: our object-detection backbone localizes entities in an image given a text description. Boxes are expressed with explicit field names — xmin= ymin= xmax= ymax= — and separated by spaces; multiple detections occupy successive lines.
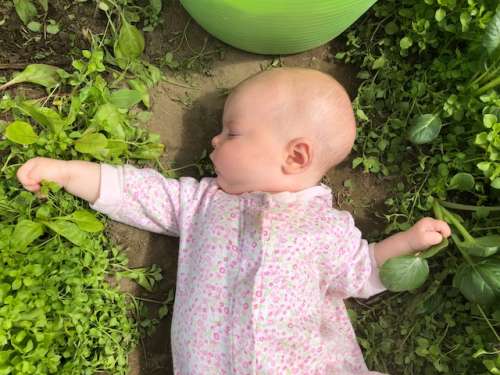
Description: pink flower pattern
xmin=91 ymin=164 xmax=387 ymax=375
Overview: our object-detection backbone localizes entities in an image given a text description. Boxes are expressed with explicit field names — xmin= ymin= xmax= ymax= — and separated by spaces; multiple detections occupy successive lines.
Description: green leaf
xmin=483 ymin=114 xmax=497 ymax=128
xmin=91 ymin=104 xmax=126 ymax=139
xmin=407 ymin=114 xmax=442 ymax=145
xmin=384 ymin=21 xmax=398 ymax=35
xmin=457 ymin=235 xmax=500 ymax=257
xmin=0 ymin=351 xmax=12 ymax=365
xmin=128 ymin=79 xmax=150 ymax=108
xmin=67 ymin=210 xmax=104 ymax=233
xmin=42 ymin=220 xmax=87 ymax=246
xmin=16 ymin=101 xmax=65 ymax=134
xmin=356 ymin=108 xmax=369 ymax=121
xmin=492 ymin=177 xmax=500 ymax=189
xmin=106 ymin=139 xmax=128 ymax=158
xmin=35 ymin=204 xmax=53 ymax=220
xmin=109 ymin=89 xmax=143 ymax=109
xmin=27 ymin=21 xmax=42 ymax=32
xmin=41 ymin=180 xmax=61 ymax=193
xmin=400 ymin=36 xmax=413 ymax=50
xmin=448 ymin=172 xmax=475 ymax=192
xmin=36 ymin=0 xmax=48 ymax=12
xmin=46 ymin=21 xmax=60 ymax=35
xmin=114 ymin=18 xmax=145 ymax=64
xmin=129 ymin=143 xmax=164 ymax=160
xmin=483 ymin=6 xmax=500 ymax=55
xmin=420 ymin=238 xmax=448 ymax=259
xmin=13 ymin=0 xmax=37 ymax=25
xmin=352 ymin=157 xmax=363 ymax=169
xmin=65 ymin=95 xmax=81 ymax=126
xmin=147 ymin=63 xmax=163 ymax=86
xmin=453 ymin=259 xmax=500 ymax=306
xmin=5 ymin=121 xmax=38 ymax=145
xmin=372 ymin=56 xmax=386 ymax=70
xmin=149 ymin=0 xmax=162 ymax=16
xmin=380 ymin=255 xmax=429 ymax=291
xmin=74 ymin=133 xmax=108 ymax=157
xmin=11 ymin=220 xmax=44 ymax=252
xmin=435 ymin=8 xmax=446 ymax=22
xmin=0 ymin=64 xmax=64 ymax=91
xmin=97 ymin=1 xmax=109 ymax=11
xmin=158 ymin=304 xmax=169 ymax=319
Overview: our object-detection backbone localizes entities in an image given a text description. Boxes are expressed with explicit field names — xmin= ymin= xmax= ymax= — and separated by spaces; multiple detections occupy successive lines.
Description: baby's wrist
xmin=404 ymin=227 xmax=427 ymax=253
xmin=57 ymin=159 xmax=72 ymax=189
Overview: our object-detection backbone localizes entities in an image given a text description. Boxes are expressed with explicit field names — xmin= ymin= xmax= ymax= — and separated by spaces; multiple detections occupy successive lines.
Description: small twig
xmin=0 ymin=61 xmax=71 ymax=70
xmin=162 ymin=77 xmax=199 ymax=89
xmin=0 ymin=63 xmax=30 ymax=70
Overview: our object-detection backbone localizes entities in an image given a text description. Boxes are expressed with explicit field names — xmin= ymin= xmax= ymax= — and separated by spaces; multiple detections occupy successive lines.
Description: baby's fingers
xmin=429 ymin=219 xmax=451 ymax=238
xmin=16 ymin=158 xmax=42 ymax=190
xmin=425 ymin=231 xmax=446 ymax=246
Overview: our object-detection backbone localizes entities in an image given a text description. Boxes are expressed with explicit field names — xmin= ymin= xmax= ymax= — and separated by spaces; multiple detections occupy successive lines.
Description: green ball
xmin=180 ymin=0 xmax=377 ymax=55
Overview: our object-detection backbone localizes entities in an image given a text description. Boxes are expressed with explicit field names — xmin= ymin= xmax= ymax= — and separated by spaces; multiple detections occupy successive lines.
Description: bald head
xmin=227 ymin=68 xmax=356 ymax=173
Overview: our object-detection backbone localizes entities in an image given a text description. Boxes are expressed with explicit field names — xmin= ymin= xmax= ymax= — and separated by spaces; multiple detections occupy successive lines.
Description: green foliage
xmin=353 ymin=274 xmax=500 ymax=374
xmin=13 ymin=0 xmax=37 ymax=25
xmin=0 ymin=1 xmax=168 ymax=373
xmin=10 ymin=0 xmax=164 ymax=36
xmin=338 ymin=0 xmax=500 ymax=372
xmin=0 ymin=64 xmax=64 ymax=91
xmin=114 ymin=17 xmax=145 ymax=67
xmin=407 ymin=114 xmax=442 ymax=145
xmin=5 ymin=121 xmax=38 ymax=145
xmin=380 ymin=255 xmax=429 ymax=291
xmin=453 ymin=259 xmax=500 ymax=306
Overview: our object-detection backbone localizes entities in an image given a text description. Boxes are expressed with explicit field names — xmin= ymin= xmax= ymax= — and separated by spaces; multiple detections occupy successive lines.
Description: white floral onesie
xmin=90 ymin=164 xmax=387 ymax=375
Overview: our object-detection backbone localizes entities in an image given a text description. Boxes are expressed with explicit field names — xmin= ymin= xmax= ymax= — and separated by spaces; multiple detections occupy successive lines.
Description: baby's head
xmin=210 ymin=68 xmax=356 ymax=195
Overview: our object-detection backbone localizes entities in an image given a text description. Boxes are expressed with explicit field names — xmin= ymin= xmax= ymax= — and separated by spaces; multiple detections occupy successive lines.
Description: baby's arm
xmin=17 ymin=157 xmax=100 ymax=203
xmin=326 ymin=213 xmax=451 ymax=299
xmin=17 ymin=157 xmax=207 ymax=237
xmin=373 ymin=217 xmax=451 ymax=266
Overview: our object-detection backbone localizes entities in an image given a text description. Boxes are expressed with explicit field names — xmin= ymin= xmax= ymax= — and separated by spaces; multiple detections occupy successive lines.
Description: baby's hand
xmin=17 ymin=157 xmax=69 ymax=192
xmin=406 ymin=217 xmax=452 ymax=252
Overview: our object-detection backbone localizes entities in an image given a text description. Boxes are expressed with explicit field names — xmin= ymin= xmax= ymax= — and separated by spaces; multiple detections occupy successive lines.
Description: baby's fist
xmin=17 ymin=157 xmax=69 ymax=192
xmin=406 ymin=217 xmax=451 ymax=252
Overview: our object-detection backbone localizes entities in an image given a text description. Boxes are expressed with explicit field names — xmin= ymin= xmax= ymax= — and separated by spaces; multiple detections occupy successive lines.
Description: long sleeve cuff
xmin=357 ymin=243 xmax=387 ymax=298
xmin=89 ymin=164 xmax=123 ymax=218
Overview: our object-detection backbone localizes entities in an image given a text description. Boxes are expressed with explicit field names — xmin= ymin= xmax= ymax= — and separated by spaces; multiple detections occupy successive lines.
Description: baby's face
xmin=209 ymin=68 xmax=356 ymax=194
xmin=209 ymin=87 xmax=287 ymax=195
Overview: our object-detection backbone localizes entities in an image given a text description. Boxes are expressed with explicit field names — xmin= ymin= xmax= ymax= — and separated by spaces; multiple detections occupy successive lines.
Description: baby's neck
xmin=224 ymin=178 xmax=323 ymax=195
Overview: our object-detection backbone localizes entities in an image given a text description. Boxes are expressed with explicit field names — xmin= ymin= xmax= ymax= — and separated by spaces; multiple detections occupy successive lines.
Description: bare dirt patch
xmin=121 ymin=2 xmax=390 ymax=374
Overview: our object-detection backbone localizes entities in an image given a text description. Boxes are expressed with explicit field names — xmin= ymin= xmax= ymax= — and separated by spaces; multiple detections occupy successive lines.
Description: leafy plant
xmin=0 ymin=1 xmax=170 ymax=373
xmin=337 ymin=0 xmax=500 ymax=373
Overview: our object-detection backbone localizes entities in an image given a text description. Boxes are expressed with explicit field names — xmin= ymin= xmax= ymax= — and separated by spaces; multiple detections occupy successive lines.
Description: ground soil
xmin=1 ymin=1 xmax=390 ymax=373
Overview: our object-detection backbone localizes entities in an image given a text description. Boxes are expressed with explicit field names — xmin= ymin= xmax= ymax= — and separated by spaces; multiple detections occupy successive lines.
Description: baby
xmin=17 ymin=68 xmax=450 ymax=374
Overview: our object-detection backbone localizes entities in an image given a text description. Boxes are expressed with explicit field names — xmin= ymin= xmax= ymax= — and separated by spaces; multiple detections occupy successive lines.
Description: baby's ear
xmin=282 ymin=138 xmax=313 ymax=174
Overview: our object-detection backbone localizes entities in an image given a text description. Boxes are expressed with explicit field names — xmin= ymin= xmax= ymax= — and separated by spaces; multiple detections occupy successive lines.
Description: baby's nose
xmin=211 ymin=135 xmax=220 ymax=148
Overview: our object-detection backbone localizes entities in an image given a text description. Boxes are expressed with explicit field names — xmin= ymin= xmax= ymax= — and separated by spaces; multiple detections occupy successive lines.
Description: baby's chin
xmin=215 ymin=176 xmax=247 ymax=195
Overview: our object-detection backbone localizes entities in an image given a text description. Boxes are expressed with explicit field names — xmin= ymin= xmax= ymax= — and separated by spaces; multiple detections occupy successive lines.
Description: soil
xmin=0 ymin=1 xmax=390 ymax=374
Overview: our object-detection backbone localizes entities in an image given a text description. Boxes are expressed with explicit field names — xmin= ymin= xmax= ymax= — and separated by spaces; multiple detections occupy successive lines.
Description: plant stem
xmin=477 ymin=304 xmax=500 ymax=343
xmin=450 ymin=233 xmax=474 ymax=266
xmin=440 ymin=205 xmax=475 ymax=242
xmin=471 ymin=226 xmax=500 ymax=232
xmin=439 ymin=200 xmax=500 ymax=212
xmin=432 ymin=199 xmax=444 ymax=220
xmin=476 ymin=75 xmax=500 ymax=95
